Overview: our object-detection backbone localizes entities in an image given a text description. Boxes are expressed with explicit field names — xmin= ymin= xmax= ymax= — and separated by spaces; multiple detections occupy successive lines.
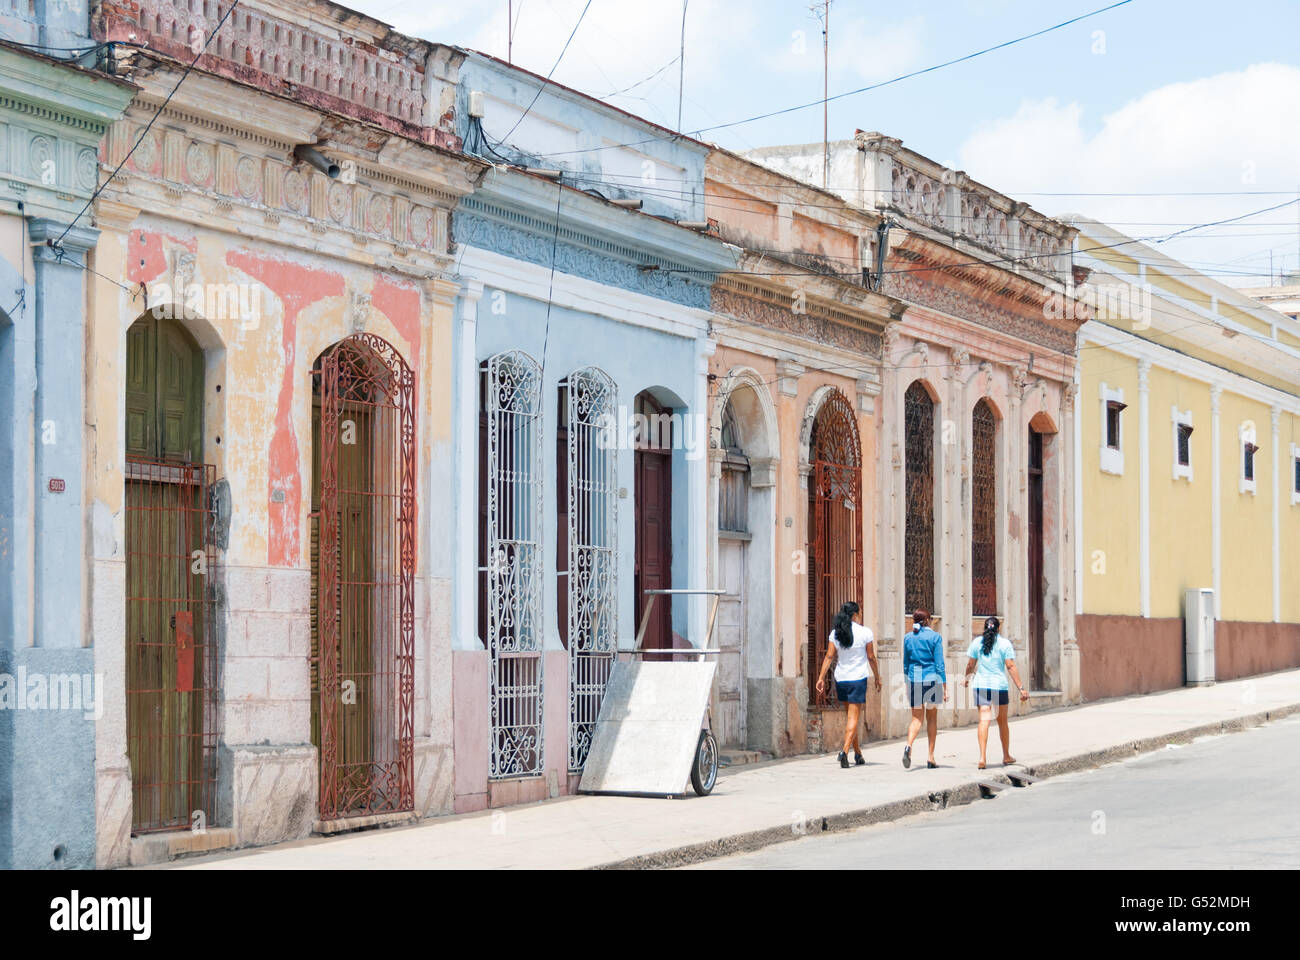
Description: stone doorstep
xmin=129 ymin=828 xmax=237 ymax=866
xmin=313 ymin=810 xmax=418 ymax=836
xmin=718 ymin=749 xmax=772 ymax=768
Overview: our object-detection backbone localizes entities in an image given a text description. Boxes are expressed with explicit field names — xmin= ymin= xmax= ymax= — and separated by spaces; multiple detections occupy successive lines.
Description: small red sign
xmin=174 ymin=611 xmax=195 ymax=693
xmin=48 ymin=478 xmax=66 ymax=493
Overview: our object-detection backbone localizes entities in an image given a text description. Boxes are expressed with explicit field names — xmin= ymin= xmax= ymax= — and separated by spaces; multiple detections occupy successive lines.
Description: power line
xmin=497 ymin=0 xmax=593 ymax=145
xmin=51 ymin=2 xmax=241 ymax=251
xmin=518 ymin=0 xmax=1135 ymax=161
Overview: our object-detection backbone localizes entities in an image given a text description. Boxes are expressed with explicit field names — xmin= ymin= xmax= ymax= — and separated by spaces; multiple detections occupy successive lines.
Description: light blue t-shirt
xmin=966 ymin=635 xmax=1015 ymax=691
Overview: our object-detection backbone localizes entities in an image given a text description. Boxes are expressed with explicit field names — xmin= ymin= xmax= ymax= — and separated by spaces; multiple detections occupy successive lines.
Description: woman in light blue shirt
xmin=962 ymin=617 xmax=1029 ymax=769
xmin=901 ymin=609 xmax=947 ymax=769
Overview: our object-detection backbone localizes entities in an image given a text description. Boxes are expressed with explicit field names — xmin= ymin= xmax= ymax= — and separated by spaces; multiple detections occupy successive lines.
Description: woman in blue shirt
xmin=962 ymin=617 xmax=1029 ymax=769
xmin=901 ymin=608 xmax=947 ymax=769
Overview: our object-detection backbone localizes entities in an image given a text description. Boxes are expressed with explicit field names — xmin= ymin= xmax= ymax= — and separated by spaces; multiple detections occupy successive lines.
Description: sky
xmin=347 ymin=0 xmax=1300 ymax=288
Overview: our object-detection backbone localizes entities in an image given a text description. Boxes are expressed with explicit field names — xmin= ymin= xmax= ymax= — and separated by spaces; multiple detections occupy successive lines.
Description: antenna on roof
xmin=810 ymin=1 xmax=832 ymax=187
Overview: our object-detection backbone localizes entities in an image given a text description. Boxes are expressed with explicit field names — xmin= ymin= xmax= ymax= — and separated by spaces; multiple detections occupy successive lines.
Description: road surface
xmin=691 ymin=714 xmax=1300 ymax=869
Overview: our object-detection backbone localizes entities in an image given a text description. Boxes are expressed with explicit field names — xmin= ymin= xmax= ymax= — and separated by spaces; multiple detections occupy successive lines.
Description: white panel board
xmin=578 ymin=659 xmax=716 ymax=797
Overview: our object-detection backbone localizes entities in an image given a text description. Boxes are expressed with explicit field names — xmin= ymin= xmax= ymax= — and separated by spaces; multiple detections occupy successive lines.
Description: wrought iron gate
xmin=125 ymin=459 xmax=219 ymax=832
xmin=806 ymin=389 xmax=863 ymax=705
xmin=312 ymin=333 xmax=415 ymax=821
xmin=564 ymin=367 xmax=618 ymax=772
xmin=484 ymin=351 xmax=545 ymax=779
xmin=971 ymin=399 xmax=998 ymax=616
xmin=904 ymin=381 xmax=935 ymax=614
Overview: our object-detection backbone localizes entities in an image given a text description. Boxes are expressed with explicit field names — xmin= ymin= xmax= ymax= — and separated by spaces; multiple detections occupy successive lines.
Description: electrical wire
xmin=49 ymin=2 xmax=241 ymax=252
xmin=496 ymin=0 xmax=593 ymax=146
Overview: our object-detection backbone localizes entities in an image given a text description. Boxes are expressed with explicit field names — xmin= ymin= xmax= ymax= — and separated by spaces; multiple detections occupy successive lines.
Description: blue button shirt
xmin=903 ymin=626 xmax=946 ymax=683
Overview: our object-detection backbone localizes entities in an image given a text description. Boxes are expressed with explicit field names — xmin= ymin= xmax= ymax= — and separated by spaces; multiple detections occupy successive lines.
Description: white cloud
xmin=957 ymin=63 xmax=1300 ymax=284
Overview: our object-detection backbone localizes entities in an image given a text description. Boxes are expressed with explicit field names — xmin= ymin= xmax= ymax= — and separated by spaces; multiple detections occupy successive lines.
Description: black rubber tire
xmin=691 ymin=729 xmax=718 ymax=796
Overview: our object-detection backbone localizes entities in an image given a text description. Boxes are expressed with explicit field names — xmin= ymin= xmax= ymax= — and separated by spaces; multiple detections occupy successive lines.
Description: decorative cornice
xmin=712 ymin=277 xmax=883 ymax=357
xmin=453 ymin=209 xmax=712 ymax=310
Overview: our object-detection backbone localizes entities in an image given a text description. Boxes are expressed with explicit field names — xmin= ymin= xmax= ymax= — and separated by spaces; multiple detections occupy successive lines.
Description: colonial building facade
xmin=1 ymin=11 xmax=134 ymax=872
xmin=447 ymin=53 xmax=737 ymax=809
xmin=745 ymin=134 xmax=1087 ymax=740
xmin=1069 ymin=217 xmax=1300 ymax=698
xmin=85 ymin=0 xmax=483 ymax=865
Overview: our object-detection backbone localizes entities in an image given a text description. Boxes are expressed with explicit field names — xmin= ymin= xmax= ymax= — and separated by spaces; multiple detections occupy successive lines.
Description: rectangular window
xmin=1177 ymin=424 xmax=1192 ymax=466
xmin=1244 ymin=442 xmax=1258 ymax=481
xmin=1106 ymin=401 xmax=1124 ymax=450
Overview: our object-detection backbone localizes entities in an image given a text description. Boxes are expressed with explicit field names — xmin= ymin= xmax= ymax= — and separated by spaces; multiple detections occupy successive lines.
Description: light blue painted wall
xmin=456 ymin=52 xmax=708 ymax=223
xmin=465 ymin=288 xmax=701 ymax=648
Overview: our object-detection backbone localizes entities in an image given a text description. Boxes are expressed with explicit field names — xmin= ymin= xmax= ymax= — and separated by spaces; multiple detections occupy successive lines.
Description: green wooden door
xmin=124 ymin=314 xmax=209 ymax=832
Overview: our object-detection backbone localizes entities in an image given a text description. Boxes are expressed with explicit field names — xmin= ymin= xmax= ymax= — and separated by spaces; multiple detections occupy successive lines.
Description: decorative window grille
xmin=719 ymin=400 xmax=750 ymax=534
xmin=904 ymin=381 xmax=935 ymax=614
xmin=483 ymin=351 xmax=545 ymax=779
xmin=562 ymin=367 xmax=618 ymax=772
xmin=806 ymin=389 xmax=863 ymax=705
xmin=971 ymin=399 xmax=998 ymax=617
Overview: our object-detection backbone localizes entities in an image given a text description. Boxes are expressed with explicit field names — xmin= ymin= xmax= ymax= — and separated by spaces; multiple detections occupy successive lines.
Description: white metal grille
xmin=485 ymin=351 xmax=545 ymax=779
xmin=564 ymin=367 xmax=618 ymax=772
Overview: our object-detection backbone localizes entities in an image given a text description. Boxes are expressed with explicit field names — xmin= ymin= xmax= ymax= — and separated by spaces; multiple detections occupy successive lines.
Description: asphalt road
xmin=691 ymin=714 xmax=1300 ymax=869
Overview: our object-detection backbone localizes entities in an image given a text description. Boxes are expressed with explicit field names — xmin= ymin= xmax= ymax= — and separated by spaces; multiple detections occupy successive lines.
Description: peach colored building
xmin=717 ymin=133 xmax=1088 ymax=752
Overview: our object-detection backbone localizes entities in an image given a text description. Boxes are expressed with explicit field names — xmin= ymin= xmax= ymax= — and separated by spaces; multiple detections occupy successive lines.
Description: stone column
xmin=454 ymin=280 xmax=483 ymax=651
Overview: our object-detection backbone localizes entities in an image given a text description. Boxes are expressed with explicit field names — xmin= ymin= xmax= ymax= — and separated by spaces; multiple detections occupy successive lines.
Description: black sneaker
xmin=902 ymin=745 xmax=912 ymax=769
xmin=927 ymin=761 xmax=938 ymax=769
xmin=854 ymin=753 xmax=866 ymax=766
xmin=838 ymin=752 xmax=850 ymax=769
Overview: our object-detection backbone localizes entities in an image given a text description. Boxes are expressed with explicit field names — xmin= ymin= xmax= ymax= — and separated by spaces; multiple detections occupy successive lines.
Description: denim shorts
xmin=973 ymin=688 xmax=1009 ymax=707
xmin=908 ymin=679 xmax=942 ymax=708
xmin=835 ymin=678 xmax=868 ymax=704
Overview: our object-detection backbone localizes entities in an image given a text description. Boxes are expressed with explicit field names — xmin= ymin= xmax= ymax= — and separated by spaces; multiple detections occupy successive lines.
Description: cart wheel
xmin=691 ymin=729 xmax=718 ymax=796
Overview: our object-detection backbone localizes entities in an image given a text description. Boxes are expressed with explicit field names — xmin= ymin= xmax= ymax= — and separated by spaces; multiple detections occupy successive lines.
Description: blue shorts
xmin=908 ymin=679 xmax=942 ymax=708
xmin=974 ymin=688 xmax=1009 ymax=707
xmin=835 ymin=678 xmax=868 ymax=703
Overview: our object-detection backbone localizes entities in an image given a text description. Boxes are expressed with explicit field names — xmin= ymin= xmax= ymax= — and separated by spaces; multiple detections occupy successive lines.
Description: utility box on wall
xmin=1184 ymin=588 xmax=1216 ymax=686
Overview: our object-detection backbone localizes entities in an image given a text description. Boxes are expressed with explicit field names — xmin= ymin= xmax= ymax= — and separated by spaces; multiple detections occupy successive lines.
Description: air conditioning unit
xmin=1184 ymin=588 xmax=1215 ymax=686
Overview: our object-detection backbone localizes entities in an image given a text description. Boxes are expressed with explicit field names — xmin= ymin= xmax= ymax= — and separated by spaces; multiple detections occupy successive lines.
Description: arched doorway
xmin=806 ymin=388 xmax=862 ymax=705
xmin=971 ymin=398 xmax=999 ymax=617
xmin=124 ymin=310 xmax=218 ymax=833
xmin=634 ymin=390 xmax=675 ymax=660
xmin=310 ymin=333 xmax=415 ymax=820
xmin=904 ymin=380 xmax=936 ymax=614
xmin=715 ymin=397 xmax=751 ymax=746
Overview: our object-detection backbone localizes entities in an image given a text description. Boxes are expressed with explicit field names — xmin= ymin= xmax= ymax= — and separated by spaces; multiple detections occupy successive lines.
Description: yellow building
xmin=1068 ymin=217 xmax=1300 ymax=698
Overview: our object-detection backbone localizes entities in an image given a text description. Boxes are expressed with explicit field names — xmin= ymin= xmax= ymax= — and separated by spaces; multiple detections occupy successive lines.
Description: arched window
xmin=806 ymin=388 xmax=862 ymax=704
xmin=480 ymin=350 xmax=544 ymax=779
xmin=904 ymin=381 xmax=935 ymax=614
xmin=560 ymin=367 xmax=617 ymax=772
xmin=971 ymin=398 xmax=998 ymax=617
xmin=718 ymin=399 xmax=750 ymax=534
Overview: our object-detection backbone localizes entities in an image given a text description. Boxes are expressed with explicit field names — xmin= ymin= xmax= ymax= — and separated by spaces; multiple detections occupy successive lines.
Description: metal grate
xmin=904 ymin=381 xmax=935 ymax=614
xmin=806 ymin=389 xmax=863 ymax=706
xmin=971 ymin=399 xmax=998 ymax=617
xmin=125 ymin=459 xmax=219 ymax=833
xmin=484 ymin=351 xmax=545 ymax=779
xmin=564 ymin=367 xmax=618 ymax=772
xmin=311 ymin=334 xmax=415 ymax=821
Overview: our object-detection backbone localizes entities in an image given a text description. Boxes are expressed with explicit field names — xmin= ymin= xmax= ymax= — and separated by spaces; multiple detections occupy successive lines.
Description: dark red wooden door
xmin=1027 ymin=428 xmax=1045 ymax=690
xmin=635 ymin=447 xmax=672 ymax=659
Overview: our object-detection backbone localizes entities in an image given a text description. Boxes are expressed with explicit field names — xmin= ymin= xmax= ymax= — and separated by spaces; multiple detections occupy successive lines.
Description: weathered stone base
xmin=217 ymin=743 xmax=316 ymax=848
xmin=413 ymin=736 xmax=454 ymax=819
xmin=0 ymin=646 xmax=98 ymax=870
xmin=745 ymin=676 xmax=808 ymax=756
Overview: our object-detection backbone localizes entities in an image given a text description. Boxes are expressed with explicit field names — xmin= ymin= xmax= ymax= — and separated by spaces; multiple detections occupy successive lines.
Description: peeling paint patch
xmin=226 ymin=249 xmax=345 ymax=568
xmin=127 ymin=230 xmax=197 ymax=286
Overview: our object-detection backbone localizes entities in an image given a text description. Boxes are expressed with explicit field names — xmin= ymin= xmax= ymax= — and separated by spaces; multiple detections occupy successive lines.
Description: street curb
xmin=592 ymin=701 xmax=1300 ymax=870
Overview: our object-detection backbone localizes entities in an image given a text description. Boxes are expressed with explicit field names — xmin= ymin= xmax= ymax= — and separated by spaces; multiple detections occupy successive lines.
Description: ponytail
xmin=981 ymin=617 xmax=1000 ymax=656
xmin=833 ymin=601 xmax=860 ymax=648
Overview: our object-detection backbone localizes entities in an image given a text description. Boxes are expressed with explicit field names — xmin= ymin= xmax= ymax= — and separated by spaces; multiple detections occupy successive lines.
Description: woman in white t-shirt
xmin=815 ymin=601 xmax=880 ymax=768
xmin=962 ymin=616 xmax=1029 ymax=769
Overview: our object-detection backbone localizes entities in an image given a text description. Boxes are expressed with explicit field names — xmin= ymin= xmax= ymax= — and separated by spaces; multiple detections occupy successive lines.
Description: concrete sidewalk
xmin=164 ymin=670 xmax=1300 ymax=870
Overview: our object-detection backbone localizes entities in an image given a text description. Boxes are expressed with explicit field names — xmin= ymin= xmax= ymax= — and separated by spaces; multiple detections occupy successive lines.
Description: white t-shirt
xmin=829 ymin=622 xmax=874 ymax=682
